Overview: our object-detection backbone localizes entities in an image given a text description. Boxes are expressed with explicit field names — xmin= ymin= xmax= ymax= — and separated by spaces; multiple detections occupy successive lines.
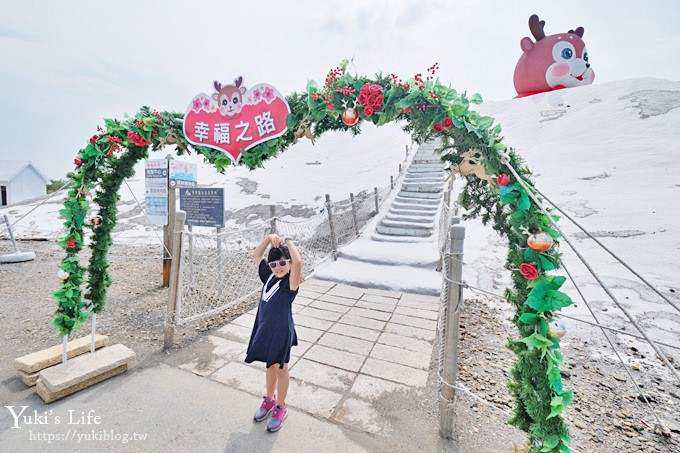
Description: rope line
xmin=535 ymin=187 xmax=680 ymax=315
xmin=7 ymin=179 xmax=73 ymax=229
xmin=500 ymin=155 xmax=680 ymax=385
xmin=560 ymin=262 xmax=671 ymax=436
xmin=122 ymin=179 xmax=171 ymax=257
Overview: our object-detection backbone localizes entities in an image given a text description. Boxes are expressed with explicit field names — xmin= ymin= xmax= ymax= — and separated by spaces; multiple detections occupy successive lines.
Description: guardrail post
xmin=350 ymin=193 xmax=359 ymax=236
xmin=439 ymin=224 xmax=465 ymax=438
xmin=374 ymin=187 xmax=379 ymax=213
xmin=325 ymin=194 xmax=338 ymax=260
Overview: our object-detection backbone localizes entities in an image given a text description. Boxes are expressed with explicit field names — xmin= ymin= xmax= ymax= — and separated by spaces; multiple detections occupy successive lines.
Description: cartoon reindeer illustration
xmin=447 ymin=149 xmax=495 ymax=185
xmin=213 ymin=76 xmax=247 ymax=118
xmin=513 ymin=14 xmax=594 ymax=97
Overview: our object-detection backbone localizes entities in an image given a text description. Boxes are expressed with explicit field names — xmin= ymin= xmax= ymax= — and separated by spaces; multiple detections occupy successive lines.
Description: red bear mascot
xmin=513 ymin=14 xmax=595 ymax=97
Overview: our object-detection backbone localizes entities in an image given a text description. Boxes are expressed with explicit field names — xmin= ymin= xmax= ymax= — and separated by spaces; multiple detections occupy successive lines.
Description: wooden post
xmin=164 ymin=210 xmax=186 ymax=350
xmin=162 ymin=155 xmax=176 ymax=287
xmin=270 ymin=205 xmax=277 ymax=234
xmin=325 ymin=194 xmax=338 ymax=260
xmin=350 ymin=193 xmax=359 ymax=236
xmin=374 ymin=187 xmax=379 ymax=213
xmin=216 ymin=227 xmax=223 ymax=299
xmin=439 ymin=224 xmax=465 ymax=439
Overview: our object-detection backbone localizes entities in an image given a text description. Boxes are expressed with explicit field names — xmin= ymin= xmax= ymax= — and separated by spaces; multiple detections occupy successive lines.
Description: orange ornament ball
xmin=527 ymin=231 xmax=554 ymax=252
xmin=341 ymin=107 xmax=359 ymax=126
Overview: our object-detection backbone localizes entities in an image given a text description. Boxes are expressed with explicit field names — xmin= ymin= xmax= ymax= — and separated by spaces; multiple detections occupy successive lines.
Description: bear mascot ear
xmin=520 ymin=37 xmax=534 ymax=54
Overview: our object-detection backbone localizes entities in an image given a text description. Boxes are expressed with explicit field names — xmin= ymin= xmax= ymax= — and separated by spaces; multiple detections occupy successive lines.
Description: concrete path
xmin=175 ymin=278 xmax=440 ymax=436
xmin=0 ymin=279 xmax=448 ymax=453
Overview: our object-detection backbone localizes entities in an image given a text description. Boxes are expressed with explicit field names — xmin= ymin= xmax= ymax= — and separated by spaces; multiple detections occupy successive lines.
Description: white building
xmin=0 ymin=161 xmax=49 ymax=206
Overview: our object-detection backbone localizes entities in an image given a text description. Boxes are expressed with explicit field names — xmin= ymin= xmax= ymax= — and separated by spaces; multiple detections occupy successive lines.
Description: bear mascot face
xmin=513 ymin=14 xmax=595 ymax=97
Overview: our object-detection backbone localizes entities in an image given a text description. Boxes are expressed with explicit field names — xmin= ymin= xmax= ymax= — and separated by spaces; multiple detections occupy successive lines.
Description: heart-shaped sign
xmin=183 ymin=77 xmax=291 ymax=164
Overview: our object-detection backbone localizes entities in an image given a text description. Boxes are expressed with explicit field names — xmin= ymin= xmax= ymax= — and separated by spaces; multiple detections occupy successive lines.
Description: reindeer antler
xmin=568 ymin=26 xmax=585 ymax=38
xmin=528 ymin=14 xmax=546 ymax=41
xmin=234 ymin=76 xmax=243 ymax=88
xmin=213 ymin=81 xmax=222 ymax=92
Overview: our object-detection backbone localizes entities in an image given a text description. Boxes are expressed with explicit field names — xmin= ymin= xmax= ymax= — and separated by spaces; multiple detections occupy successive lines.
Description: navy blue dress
xmin=245 ymin=259 xmax=298 ymax=369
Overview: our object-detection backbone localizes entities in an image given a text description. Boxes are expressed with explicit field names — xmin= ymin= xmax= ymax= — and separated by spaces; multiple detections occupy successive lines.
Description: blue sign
xmin=179 ymin=188 xmax=225 ymax=227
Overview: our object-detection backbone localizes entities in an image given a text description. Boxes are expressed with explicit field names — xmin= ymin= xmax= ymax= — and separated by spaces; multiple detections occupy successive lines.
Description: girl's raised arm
xmin=253 ymin=234 xmax=279 ymax=264
xmin=283 ymin=237 xmax=302 ymax=291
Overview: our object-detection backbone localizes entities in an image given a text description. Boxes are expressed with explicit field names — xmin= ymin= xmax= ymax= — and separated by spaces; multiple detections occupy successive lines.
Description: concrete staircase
xmin=311 ymin=141 xmax=448 ymax=295
xmin=373 ymin=141 xmax=446 ymax=241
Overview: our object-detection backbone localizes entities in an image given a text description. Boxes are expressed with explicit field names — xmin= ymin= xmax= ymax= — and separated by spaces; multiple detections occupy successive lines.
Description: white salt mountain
xmin=1 ymin=78 xmax=679 ymax=352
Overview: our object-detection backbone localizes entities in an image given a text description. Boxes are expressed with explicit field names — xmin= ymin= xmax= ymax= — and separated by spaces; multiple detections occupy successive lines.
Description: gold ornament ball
xmin=57 ymin=269 xmax=70 ymax=281
xmin=527 ymin=231 xmax=554 ymax=252
xmin=341 ymin=107 xmax=359 ymax=126
xmin=548 ymin=319 xmax=566 ymax=338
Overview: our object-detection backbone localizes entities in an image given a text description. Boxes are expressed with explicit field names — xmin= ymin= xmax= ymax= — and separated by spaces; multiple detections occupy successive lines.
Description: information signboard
xmin=145 ymin=159 xmax=169 ymax=225
xmin=169 ymin=160 xmax=197 ymax=189
xmin=179 ymin=188 xmax=225 ymax=228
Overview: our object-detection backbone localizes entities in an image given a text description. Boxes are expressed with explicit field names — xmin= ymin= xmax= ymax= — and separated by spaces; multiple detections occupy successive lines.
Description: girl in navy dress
xmin=246 ymin=233 xmax=301 ymax=432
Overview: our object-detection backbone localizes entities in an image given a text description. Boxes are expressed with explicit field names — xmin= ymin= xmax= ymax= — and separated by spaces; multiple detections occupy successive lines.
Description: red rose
xmin=433 ymin=122 xmax=444 ymax=133
xmin=443 ymin=117 xmax=453 ymax=128
xmin=519 ymin=263 xmax=539 ymax=280
xmin=372 ymin=94 xmax=384 ymax=109
xmin=367 ymin=94 xmax=378 ymax=107
xmin=369 ymin=84 xmax=382 ymax=95
xmin=363 ymin=105 xmax=374 ymax=117
xmin=89 ymin=135 xmax=98 ymax=145
xmin=66 ymin=239 xmax=76 ymax=249
xmin=127 ymin=131 xmax=150 ymax=147
xmin=497 ymin=174 xmax=510 ymax=186
xmin=358 ymin=93 xmax=367 ymax=106
xmin=74 ymin=158 xmax=82 ymax=166
xmin=360 ymin=83 xmax=371 ymax=95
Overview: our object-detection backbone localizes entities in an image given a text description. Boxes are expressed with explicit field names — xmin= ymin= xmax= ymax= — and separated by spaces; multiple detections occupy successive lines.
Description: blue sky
xmin=1 ymin=0 xmax=678 ymax=179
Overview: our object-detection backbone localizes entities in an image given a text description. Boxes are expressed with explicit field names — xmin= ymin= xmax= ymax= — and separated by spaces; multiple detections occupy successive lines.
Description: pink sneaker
xmin=254 ymin=396 xmax=276 ymax=422
xmin=266 ymin=405 xmax=288 ymax=432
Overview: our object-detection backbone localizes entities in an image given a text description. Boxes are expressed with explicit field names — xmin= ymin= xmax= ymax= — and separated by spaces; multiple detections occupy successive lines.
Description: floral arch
xmin=54 ymin=60 xmax=572 ymax=452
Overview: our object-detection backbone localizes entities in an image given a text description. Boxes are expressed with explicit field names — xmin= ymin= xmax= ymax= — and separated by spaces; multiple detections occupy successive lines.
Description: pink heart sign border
xmin=182 ymin=76 xmax=291 ymax=164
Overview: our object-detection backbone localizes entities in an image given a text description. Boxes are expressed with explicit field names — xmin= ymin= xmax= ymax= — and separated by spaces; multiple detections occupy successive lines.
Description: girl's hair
xmin=268 ymin=245 xmax=291 ymax=261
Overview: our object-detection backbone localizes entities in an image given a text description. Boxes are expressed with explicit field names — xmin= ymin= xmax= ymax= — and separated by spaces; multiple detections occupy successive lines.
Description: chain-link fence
xmin=174 ymin=181 xmax=396 ymax=325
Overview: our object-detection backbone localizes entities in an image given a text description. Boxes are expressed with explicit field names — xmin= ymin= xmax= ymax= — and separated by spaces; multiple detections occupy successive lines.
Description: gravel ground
xmin=1 ymin=240 xmax=679 ymax=452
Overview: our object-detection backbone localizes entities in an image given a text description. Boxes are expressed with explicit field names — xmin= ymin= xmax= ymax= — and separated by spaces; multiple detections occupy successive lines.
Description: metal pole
xmin=62 ymin=335 xmax=68 ymax=364
xmin=439 ymin=224 xmax=465 ymax=439
xmin=390 ymin=175 xmax=394 ymax=190
xmin=164 ymin=210 xmax=186 ymax=350
xmin=398 ymin=163 xmax=402 ymax=174
xmin=325 ymin=194 xmax=338 ymax=260
xmin=90 ymin=313 xmax=96 ymax=353
xmin=269 ymin=205 xmax=277 ymax=234
xmin=350 ymin=193 xmax=359 ymax=236
xmin=216 ymin=227 xmax=223 ymax=299
xmin=373 ymin=187 xmax=379 ymax=213
xmin=3 ymin=214 xmax=19 ymax=252
xmin=405 ymin=144 xmax=409 ymax=160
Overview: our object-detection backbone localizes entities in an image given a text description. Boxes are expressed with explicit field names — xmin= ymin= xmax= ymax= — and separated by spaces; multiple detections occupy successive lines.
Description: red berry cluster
xmin=323 ymin=93 xmax=336 ymax=111
xmin=153 ymin=110 xmax=162 ymax=122
xmin=106 ymin=135 xmax=123 ymax=155
xmin=335 ymin=85 xmax=356 ymax=96
xmin=433 ymin=117 xmax=454 ymax=133
xmin=426 ymin=62 xmax=439 ymax=81
xmin=414 ymin=73 xmax=425 ymax=91
xmin=324 ymin=66 xmax=343 ymax=91
xmin=310 ymin=92 xmax=321 ymax=101
xmin=398 ymin=107 xmax=413 ymax=114
xmin=413 ymin=101 xmax=428 ymax=112
xmin=389 ymin=73 xmax=410 ymax=90
xmin=135 ymin=119 xmax=145 ymax=128
xmin=357 ymin=83 xmax=384 ymax=117
xmin=429 ymin=90 xmax=439 ymax=101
